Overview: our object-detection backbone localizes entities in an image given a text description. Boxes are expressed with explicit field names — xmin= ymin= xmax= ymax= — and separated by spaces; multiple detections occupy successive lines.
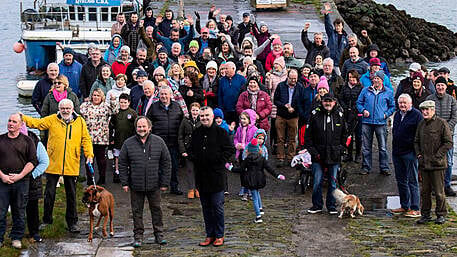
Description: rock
xmin=395 ymin=57 xmax=405 ymax=64
xmin=401 ymin=49 xmax=409 ymax=57
xmin=404 ymin=39 xmax=411 ymax=49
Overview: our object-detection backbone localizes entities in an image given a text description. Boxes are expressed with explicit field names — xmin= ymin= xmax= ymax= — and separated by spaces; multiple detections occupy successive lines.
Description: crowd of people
xmin=1 ymin=2 xmax=456 ymax=249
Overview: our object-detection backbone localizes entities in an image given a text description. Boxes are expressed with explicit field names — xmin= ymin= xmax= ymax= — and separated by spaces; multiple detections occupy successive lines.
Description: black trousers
xmin=42 ymin=174 xmax=78 ymax=227
xmin=26 ymin=199 xmax=39 ymax=237
xmin=85 ymin=144 xmax=107 ymax=179
xmin=130 ymin=190 xmax=163 ymax=240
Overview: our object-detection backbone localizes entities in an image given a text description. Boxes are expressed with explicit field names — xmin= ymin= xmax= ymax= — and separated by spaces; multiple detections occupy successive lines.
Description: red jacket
xmin=236 ymin=90 xmax=272 ymax=130
xmin=265 ymin=52 xmax=283 ymax=72
xmin=111 ymin=60 xmax=132 ymax=76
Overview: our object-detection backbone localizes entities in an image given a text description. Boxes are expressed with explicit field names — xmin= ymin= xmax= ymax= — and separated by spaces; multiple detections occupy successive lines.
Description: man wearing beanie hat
xmin=187 ymin=40 xmax=200 ymax=60
xmin=152 ymin=47 xmax=172 ymax=73
xmin=356 ymin=65 xmax=395 ymax=176
xmin=305 ymin=90 xmax=346 ymax=214
xmin=425 ymin=76 xmax=457 ymax=196
xmin=415 ymin=99 xmax=453 ymax=224
xmin=360 ymin=57 xmax=393 ymax=92
xmin=58 ymin=47 xmax=82 ymax=97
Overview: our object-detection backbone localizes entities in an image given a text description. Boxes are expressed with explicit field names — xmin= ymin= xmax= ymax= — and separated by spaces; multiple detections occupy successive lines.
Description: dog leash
xmin=88 ymin=162 xmax=97 ymax=188
xmin=330 ymin=174 xmax=348 ymax=194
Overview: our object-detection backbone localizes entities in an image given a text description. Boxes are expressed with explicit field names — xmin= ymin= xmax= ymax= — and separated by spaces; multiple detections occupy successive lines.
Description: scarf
xmin=247 ymin=88 xmax=259 ymax=111
xmin=202 ymin=74 xmax=216 ymax=91
xmin=272 ymin=49 xmax=283 ymax=58
xmin=53 ymin=89 xmax=68 ymax=102
xmin=144 ymin=96 xmax=154 ymax=115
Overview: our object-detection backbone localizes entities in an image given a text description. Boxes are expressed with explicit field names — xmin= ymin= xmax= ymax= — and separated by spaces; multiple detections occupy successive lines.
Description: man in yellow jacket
xmin=21 ymin=99 xmax=93 ymax=233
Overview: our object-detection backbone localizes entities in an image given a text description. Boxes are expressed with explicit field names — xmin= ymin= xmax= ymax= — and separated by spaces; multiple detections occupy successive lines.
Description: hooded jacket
xmin=178 ymin=116 xmax=202 ymax=154
xmin=232 ymin=153 xmax=278 ymax=189
xmin=233 ymin=109 xmax=259 ymax=158
xmin=111 ymin=55 xmax=133 ymax=76
xmin=426 ymin=93 xmax=457 ymax=132
xmin=23 ymin=112 xmax=94 ymax=176
xmin=301 ymin=30 xmax=330 ymax=65
xmin=360 ymin=70 xmax=393 ymax=92
xmin=236 ymin=89 xmax=272 ymax=130
xmin=104 ymin=34 xmax=123 ymax=65
xmin=363 ymin=44 xmax=391 ymax=78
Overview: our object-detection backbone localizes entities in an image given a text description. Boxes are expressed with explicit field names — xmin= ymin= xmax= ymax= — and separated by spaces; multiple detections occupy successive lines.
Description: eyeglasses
xmin=154 ymin=74 xmax=164 ymax=77
xmin=53 ymin=81 xmax=63 ymax=85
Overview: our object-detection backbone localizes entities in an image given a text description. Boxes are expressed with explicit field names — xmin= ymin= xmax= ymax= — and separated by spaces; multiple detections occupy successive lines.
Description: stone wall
xmin=334 ymin=0 xmax=457 ymax=64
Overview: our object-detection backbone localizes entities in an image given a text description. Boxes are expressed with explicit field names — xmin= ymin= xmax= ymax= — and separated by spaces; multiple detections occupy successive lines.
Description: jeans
xmin=311 ymin=163 xmax=338 ymax=210
xmin=392 ymin=152 xmax=420 ymax=211
xmin=445 ymin=148 xmax=454 ymax=188
xmin=130 ymin=190 xmax=163 ymax=240
xmin=200 ymin=191 xmax=225 ymax=238
xmin=0 ymin=179 xmax=29 ymax=242
xmin=251 ymin=189 xmax=263 ymax=217
xmin=168 ymin=146 xmax=180 ymax=191
xmin=43 ymin=174 xmax=78 ymax=227
xmin=361 ymin=124 xmax=390 ymax=172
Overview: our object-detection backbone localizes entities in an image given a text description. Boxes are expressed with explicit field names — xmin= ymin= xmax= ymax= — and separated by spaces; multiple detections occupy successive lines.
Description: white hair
xmin=398 ymin=93 xmax=412 ymax=103
xmin=348 ymin=33 xmax=358 ymax=40
xmin=323 ymin=57 xmax=334 ymax=66
xmin=225 ymin=61 xmax=236 ymax=70
xmin=159 ymin=85 xmax=172 ymax=95
xmin=58 ymin=99 xmax=74 ymax=109
xmin=143 ymin=80 xmax=155 ymax=90
xmin=47 ymin=62 xmax=59 ymax=70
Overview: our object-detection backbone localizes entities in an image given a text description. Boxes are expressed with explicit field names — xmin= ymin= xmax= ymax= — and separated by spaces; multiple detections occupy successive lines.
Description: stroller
xmin=291 ymin=150 xmax=348 ymax=194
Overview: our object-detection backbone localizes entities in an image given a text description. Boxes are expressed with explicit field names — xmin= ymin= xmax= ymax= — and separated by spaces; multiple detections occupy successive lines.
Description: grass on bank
xmin=0 ymin=177 xmax=85 ymax=257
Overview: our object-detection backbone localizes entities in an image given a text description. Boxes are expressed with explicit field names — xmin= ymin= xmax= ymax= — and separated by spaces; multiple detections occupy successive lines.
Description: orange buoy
xmin=13 ymin=41 xmax=24 ymax=53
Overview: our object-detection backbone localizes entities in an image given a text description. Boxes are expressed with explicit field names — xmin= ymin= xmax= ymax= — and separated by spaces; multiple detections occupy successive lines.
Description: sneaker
xmin=328 ymin=208 xmax=338 ymax=215
xmin=212 ymin=237 xmax=224 ymax=247
xmin=11 ymin=240 xmax=21 ymax=249
xmin=445 ymin=186 xmax=456 ymax=196
xmin=380 ymin=170 xmax=391 ymax=176
xmin=68 ymin=224 xmax=80 ymax=233
xmin=254 ymin=216 xmax=263 ymax=223
xmin=404 ymin=210 xmax=421 ymax=218
xmin=416 ymin=216 xmax=432 ymax=224
xmin=224 ymin=191 xmax=230 ymax=195
xmin=154 ymin=234 xmax=167 ymax=245
xmin=359 ymin=170 xmax=369 ymax=175
xmin=307 ymin=207 xmax=323 ymax=214
xmin=390 ymin=207 xmax=407 ymax=214
xmin=133 ymin=239 xmax=142 ymax=248
xmin=435 ymin=216 xmax=446 ymax=224
xmin=32 ymin=234 xmax=43 ymax=243
xmin=241 ymin=194 xmax=248 ymax=201
xmin=259 ymin=208 xmax=265 ymax=215
xmin=187 ymin=189 xmax=195 ymax=199
xmin=199 ymin=237 xmax=215 ymax=247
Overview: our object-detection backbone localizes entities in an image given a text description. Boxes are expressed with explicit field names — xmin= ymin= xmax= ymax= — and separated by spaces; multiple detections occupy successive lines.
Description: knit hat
xmin=243 ymin=12 xmax=250 ymax=18
xmin=226 ymin=15 xmax=233 ymax=21
xmin=302 ymin=63 xmax=313 ymax=70
xmin=248 ymin=75 xmax=260 ymax=85
xmin=120 ymin=45 xmax=130 ymax=55
xmin=153 ymin=66 xmax=165 ymax=77
xmin=411 ymin=71 xmax=424 ymax=84
xmin=369 ymin=57 xmax=381 ymax=66
xmin=374 ymin=70 xmax=385 ymax=80
xmin=246 ymin=138 xmax=259 ymax=153
xmin=273 ymin=56 xmax=285 ymax=69
xmin=87 ymin=43 xmax=97 ymax=50
xmin=213 ymin=108 xmax=224 ymax=119
xmin=206 ymin=60 xmax=218 ymax=71
xmin=409 ymin=62 xmax=421 ymax=72
xmin=189 ymin=40 xmax=199 ymax=49
xmin=317 ymin=76 xmax=329 ymax=92
xmin=254 ymin=129 xmax=267 ymax=142
xmin=259 ymin=21 xmax=268 ymax=29
xmin=435 ymin=76 xmax=448 ymax=86
xmin=272 ymin=37 xmax=282 ymax=46
xmin=132 ymin=68 xmax=140 ymax=76
xmin=367 ymin=44 xmax=380 ymax=53
xmin=183 ymin=60 xmax=200 ymax=73
xmin=63 ymin=48 xmax=74 ymax=56
xmin=157 ymin=47 xmax=168 ymax=55
xmin=136 ymin=70 xmax=148 ymax=78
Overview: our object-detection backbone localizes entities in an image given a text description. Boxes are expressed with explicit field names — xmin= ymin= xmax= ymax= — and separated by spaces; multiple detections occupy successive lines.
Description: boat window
xmin=111 ymin=7 xmax=119 ymax=21
xmin=88 ymin=7 xmax=97 ymax=21
xmin=101 ymin=7 xmax=109 ymax=21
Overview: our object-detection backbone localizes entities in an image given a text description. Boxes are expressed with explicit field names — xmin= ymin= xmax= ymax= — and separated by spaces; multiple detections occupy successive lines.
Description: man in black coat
xmin=146 ymin=86 xmax=183 ymax=195
xmin=189 ymin=106 xmax=234 ymax=247
xmin=305 ymin=93 xmax=347 ymax=215
xmin=119 ymin=116 xmax=171 ymax=247
xmin=79 ymin=48 xmax=107 ymax=101
xmin=32 ymin=63 xmax=59 ymax=115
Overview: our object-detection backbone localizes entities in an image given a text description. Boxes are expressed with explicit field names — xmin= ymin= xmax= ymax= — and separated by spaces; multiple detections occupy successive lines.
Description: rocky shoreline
xmin=334 ymin=0 xmax=457 ymax=64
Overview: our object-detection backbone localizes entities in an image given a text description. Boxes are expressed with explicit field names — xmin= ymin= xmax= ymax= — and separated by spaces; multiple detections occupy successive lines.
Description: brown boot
xmin=194 ymin=189 xmax=200 ymax=198
xmin=187 ymin=189 xmax=195 ymax=199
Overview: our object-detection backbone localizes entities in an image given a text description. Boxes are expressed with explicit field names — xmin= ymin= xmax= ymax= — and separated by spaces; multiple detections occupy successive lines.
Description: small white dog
xmin=333 ymin=188 xmax=364 ymax=218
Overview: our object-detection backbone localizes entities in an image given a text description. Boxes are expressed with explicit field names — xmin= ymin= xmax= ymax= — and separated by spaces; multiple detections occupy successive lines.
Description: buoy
xmin=13 ymin=41 xmax=24 ymax=53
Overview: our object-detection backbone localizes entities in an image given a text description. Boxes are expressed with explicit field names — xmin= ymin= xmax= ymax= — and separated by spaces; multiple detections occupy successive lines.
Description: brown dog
xmin=333 ymin=188 xmax=364 ymax=218
xmin=82 ymin=185 xmax=115 ymax=242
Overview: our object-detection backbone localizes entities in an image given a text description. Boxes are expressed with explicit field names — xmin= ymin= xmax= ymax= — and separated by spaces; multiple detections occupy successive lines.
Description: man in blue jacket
xmin=218 ymin=62 xmax=246 ymax=124
xmin=322 ymin=2 xmax=347 ymax=70
xmin=153 ymin=16 xmax=194 ymax=54
xmin=356 ymin=70 xmax=395 ymax=175
xmin=58 ymin=48 xmax=82 ymax=98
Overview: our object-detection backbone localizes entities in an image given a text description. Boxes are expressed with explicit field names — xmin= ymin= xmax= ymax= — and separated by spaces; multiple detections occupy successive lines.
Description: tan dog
xmin=82 ymin=185 xmax=115 ymax=242
xmin=333 ymin=188 xmax=364 ymax=218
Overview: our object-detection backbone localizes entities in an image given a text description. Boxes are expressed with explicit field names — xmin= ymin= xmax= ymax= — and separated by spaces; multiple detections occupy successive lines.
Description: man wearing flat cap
xmin=414 ymin=100 xmax=453 ymax=225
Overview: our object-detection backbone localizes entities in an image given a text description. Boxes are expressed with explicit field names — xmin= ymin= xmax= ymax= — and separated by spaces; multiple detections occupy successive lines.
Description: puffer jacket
xmin=119 ymin=134 xmax=171 ymax=191
xmin=301 ymin=29 xmax=330 ymax=65
xmin=234 ymin=109 xmax=259 ymax=158
xmin=111 ymin=55 xmax=133 ymax=76
xmin=146 ymin=101 xmax=183 ymax=147
xmin=356 ymin=85 xmax=395 ymax=125
xmin=339 ymin=82 xmax=363 ymax=122
xmin=304 ymin=103 xmax=347 ymax=165
xmin=23 ymin=112 xmax=94 ymax=176
xmin=426 ymin=93 xmax=457 ymax=132
xmin=41 ymin=88 xmax=80 ymax=117
xmin=232 ymin=153 xmax=279 ymax=189
xmin=324 ymin=13 xmax=348 ymax=65
xmin=80 ymin=100 xmax=119 ymax=145
xmin=104 ymin=34 xmax=123 ymax=65
xmin=178 ymin=116 xmax=201 ymax=154
xmin=236 ymin=90 xmax=272 ymax=130
xmin=414 ymin=115 xmax=453 ymax=171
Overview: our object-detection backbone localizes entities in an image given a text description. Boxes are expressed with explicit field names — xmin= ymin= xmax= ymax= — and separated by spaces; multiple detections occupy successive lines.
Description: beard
xmin=137 ymin=131 xmax=149 ymax=138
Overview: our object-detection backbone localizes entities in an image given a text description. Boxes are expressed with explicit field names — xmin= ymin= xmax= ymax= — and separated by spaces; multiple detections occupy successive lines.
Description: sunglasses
xmin=53 ymin=81 xmax=63 ymax=85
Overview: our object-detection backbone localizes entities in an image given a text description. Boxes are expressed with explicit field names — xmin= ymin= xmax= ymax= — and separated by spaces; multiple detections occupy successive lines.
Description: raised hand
xmin=210 ymin=5 xmax=216 ymax=12
xmin=186 ymin=15 xmax=194 ymax=25
xmin=214 ymin=8 xmax=221 ymax=16
xmin=156 ymin=15 xmax=163 ymax=24
xmin=304 ymin=22 xmax=311 ymax=31
xmin=361 ymin=30 xmax=368 ymax=37
xmin=139 ymin=19 xmax=144 ymax=27
xmin=194 ymin=11 xmax=200 ymax=20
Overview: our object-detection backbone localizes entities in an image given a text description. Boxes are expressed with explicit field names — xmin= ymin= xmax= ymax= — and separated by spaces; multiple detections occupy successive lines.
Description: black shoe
xmin=435 ymin=216 xmax=446 ymax=224
xmin=359 ymin=170 xmax=369 ymax=175
xmin=154 ymin=234 xmax=167 ymax=245
xmin=113 ymin=174 xmax=121 ymax=183
xmin=328 ymin=208 xmax=338 ymax=215
xmin=354 ymin=154 xmax=362 ymax=163
xmin=380 ymin=170 xmax=391 ymax=176
xmin=276 ymin=160 xmax=284 ymax=168
xmin=307 ymin=206 xmax=323 ymax=214
xmin=170 ymin=190 xmax=183 ymax=195
xmin=445 ymin=186 xmax=456 ymax=196
xmin=97 ymin=176 xmax=105 ymax=185
xmin=417 ymin=216 xmax=432 ymax=224
xmin=68 ymin=224 xmax=80 ymax=233
xmin=343 ymin=155 xmax=353 ymax=162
